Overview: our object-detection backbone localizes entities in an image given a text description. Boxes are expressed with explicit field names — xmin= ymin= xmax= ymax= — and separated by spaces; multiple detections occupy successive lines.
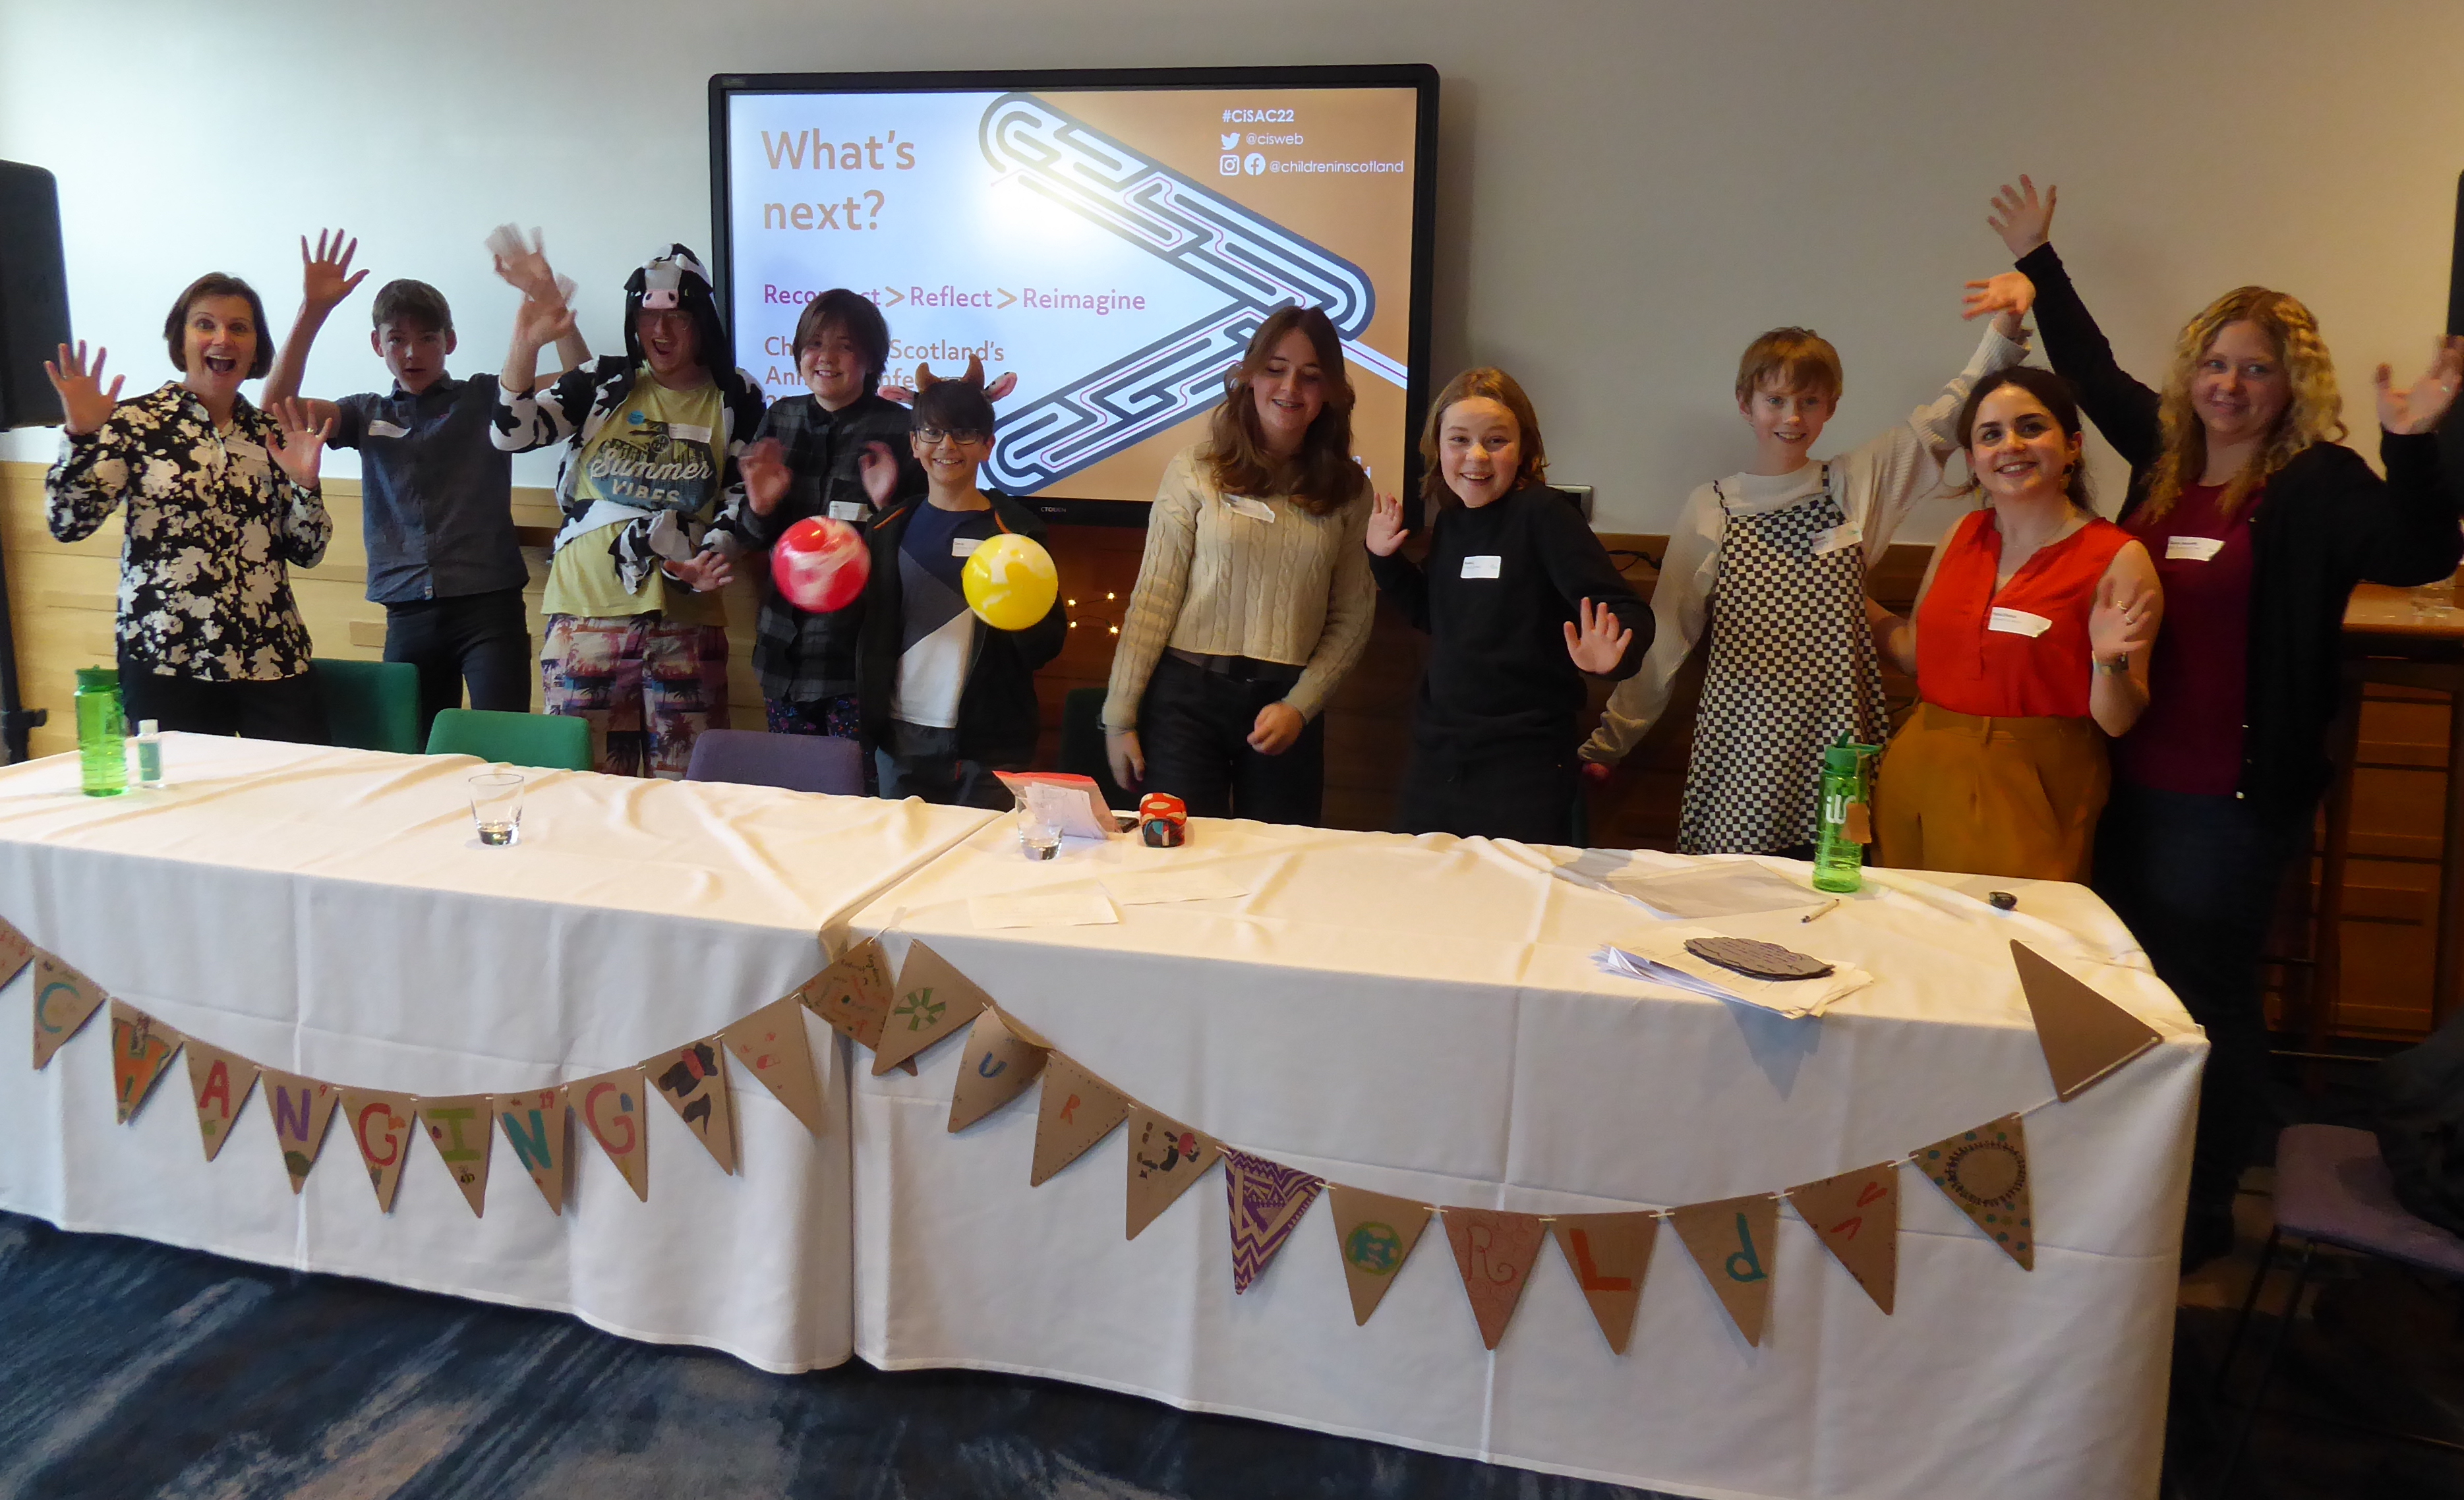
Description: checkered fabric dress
xmin=1679 ymin=473 xmax=1889 ymax=853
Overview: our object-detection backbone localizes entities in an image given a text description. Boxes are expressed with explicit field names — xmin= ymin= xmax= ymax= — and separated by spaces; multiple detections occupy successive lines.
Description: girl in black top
xmin=1978 ymin=175 xmax=2464 ymax=1269
xmin=1367 ymin=368 xmax=1651 ymax=843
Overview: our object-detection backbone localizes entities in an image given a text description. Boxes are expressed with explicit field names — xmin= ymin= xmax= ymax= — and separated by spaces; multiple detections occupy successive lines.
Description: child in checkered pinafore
xmin=1579 ymin=292 xmax=2034 ymax=855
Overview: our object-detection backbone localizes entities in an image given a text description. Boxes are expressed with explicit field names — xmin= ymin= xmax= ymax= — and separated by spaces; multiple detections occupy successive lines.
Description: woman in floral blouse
xmin=44 ymin=274 xmax=334 ymax=739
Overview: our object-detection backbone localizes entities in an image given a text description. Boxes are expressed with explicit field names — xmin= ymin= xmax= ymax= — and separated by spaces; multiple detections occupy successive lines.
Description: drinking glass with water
xmin=468 ymin=772 xmax=525 ymax=846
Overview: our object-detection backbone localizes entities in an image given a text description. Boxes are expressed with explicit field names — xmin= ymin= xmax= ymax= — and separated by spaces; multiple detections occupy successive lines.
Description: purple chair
xmin=683 ymin=730 xmax=864 ymax=796
xmin=2210 ymin=1124 xmax=2464 ymax=1495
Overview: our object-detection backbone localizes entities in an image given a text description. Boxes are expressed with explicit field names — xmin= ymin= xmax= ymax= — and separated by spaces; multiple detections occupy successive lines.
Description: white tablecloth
xmin=0 ymin=734 xmax=995 ymax=1373
xmin=840 ymin=819 xmax=2203 ymax=1500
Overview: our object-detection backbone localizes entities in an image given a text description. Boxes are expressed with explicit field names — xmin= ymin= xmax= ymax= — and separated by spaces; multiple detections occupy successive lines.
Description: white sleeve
xmin=1582 ymin=484 xmax=1723 ymax=764
xmin=1839 ymin=320 xmax=2031 ymax=561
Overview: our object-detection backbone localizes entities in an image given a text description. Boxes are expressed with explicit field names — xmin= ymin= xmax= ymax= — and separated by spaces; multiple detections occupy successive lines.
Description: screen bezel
xmin=707 ymin=63 xmax=1441 ymax=526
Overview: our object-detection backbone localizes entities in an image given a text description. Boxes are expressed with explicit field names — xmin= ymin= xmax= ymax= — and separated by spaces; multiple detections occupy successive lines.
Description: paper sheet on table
xmin=1595 ymin=926 xmax=1873 ymax=1019
xmin=992 ymin=772 xmax=1117 ymax=840
xmin=1101 ymin=869 xmax=1252 ymax=906
xmin=968 ymin=886 xmax=1121 ymax=929
xmin=1558 ymin=853 xmax=1825 ymax=919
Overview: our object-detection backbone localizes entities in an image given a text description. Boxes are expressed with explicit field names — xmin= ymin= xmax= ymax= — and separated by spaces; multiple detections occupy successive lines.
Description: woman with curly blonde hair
xmin=1981 ymin=175 xmax=2464 ymax=1270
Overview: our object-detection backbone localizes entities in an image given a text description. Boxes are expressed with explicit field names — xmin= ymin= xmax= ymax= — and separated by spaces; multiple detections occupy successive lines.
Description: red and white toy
xmin=769 ymin=516 xmax=870 ymax=613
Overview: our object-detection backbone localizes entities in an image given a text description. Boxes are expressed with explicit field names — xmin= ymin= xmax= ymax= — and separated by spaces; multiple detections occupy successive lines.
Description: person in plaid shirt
xmin=736 ymin=291 xmax=925 ymax=750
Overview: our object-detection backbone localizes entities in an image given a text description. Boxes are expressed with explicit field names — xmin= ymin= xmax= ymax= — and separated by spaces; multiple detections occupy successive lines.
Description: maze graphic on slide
xmin=976 ymin=93 xmax=1383 ymax=494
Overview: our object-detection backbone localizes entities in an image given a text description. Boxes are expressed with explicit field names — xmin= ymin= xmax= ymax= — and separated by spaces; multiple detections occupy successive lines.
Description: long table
xmin=0 ymin=734 xmax=994 ymax=1373
xmin=838 ymin=818 xmax=2203 ymax=1500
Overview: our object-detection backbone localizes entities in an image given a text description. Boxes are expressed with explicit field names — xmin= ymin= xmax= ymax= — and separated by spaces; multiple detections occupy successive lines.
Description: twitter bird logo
xmin=1218 ymin=132 xmax=1241 ymax=150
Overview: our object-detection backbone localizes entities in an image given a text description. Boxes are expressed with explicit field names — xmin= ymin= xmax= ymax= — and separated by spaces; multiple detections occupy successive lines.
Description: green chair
xmin=1058 ymin=686 xmax=1137 ymax=809
xmin=423 ymin=708 xmax=592 ymax=771
xmin=312 ymin=658 xmax=421 ymax=754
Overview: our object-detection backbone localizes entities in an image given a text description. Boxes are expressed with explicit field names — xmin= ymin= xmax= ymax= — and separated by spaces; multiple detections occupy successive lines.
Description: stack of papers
xmin=1593 ymin=926 xmax=1873 ymax=1020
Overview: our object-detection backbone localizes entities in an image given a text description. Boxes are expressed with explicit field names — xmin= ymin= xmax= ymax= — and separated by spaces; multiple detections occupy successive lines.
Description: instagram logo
xmin=1218 ymin=154 xmax=1241 ymax=177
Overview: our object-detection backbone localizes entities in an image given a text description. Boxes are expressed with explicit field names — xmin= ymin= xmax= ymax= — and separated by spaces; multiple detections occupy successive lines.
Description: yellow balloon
xmin=961 ymin=533 xmax=1059 ymax=631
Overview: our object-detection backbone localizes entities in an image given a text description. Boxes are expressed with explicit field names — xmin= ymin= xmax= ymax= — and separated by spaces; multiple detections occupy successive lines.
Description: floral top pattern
xmin=45 ymin=383 xmax=331 ymax=681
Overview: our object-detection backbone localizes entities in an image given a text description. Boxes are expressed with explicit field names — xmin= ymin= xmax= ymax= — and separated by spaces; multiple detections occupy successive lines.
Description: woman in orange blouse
xmin=1867 ymin=366 xmax=2162 ymax=880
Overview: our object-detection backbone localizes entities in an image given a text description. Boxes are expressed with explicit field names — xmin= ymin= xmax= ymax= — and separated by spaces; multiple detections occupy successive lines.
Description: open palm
xmin=43 ymin=342 xmax=123 ymax=436
xmin=1562 ymin=596 xmax=1634 ymax=674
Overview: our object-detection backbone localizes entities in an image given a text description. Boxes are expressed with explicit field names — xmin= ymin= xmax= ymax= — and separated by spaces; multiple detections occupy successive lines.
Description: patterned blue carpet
xmin=0 ymin=1211 xmax=1675 ymax=1499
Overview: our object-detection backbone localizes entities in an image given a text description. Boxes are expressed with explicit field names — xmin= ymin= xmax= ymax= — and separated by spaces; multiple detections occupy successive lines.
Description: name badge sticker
xmin=951 ymin=536 xmax=983 ymax=558
xmin=1987 ymin=606 xmax=2054 ymax=639
xmin=365 ymin=419 xmax=410 ymax=440
xmin=1224 ymin=496 xmax=1276 ymax=523
xmin=669 ymin=422 xmax=713 ymax=445
xmin=827 ymin=501 xmax=866 ymax=523
xmin=1460 ymin=554 xmax=1502 ymax=580
xmin=2165 ymin=535 xmax=2225 ymax=562
xmin=1811 ymin=521 xmax=1863 ymax=556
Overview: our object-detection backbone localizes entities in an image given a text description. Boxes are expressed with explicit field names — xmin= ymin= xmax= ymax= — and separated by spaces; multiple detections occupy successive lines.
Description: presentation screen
xmin=709 ymin=66 xmax=1438 ymax=522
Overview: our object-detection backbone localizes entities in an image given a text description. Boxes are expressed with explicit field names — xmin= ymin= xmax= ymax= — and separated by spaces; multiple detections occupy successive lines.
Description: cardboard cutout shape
xmin=649 ymin=1039 xmax=738 ymax=1174
xmin=1786 ymin=1162 xmax=1900 ymax=1314
xmin=1441 ymin=1208 xmax=1548 ymax=1350
xmin=722 ymin=996 xmax=829 ymax=1136
xmin=574 ymin=1066 xmax=651 ymax=1201
xmin=948 ymin=1008 xmax=1047 ymax=1133
xmin=1671 ymin=1195 xmax=1780 ymax=1346
xmin=260 ymin=1070 xmax=341 ymax=1195
xmin=31 ymin=952 xmax=106 ymax=1069
xmin=1125 ymin=1107 xmax=1221 ymax=1240
xmin=872 ymin=942 xmax=991 ymax=1075
xmin=1029 ymin=1053 xmax=1129 ymax=1186
xmin=498 ymin=1087 xmax=572 ymax=1214
xmin=107 ymin=999 xmax=181 ymax=1124
xmin=183 ymin=1041 xmax=259 ymax=1163
xmin=0 ymin=917 xmax=33 ymax=989
xmin=420 ymin=1093 xmax=494 ymax=1217
xmin=799 ymin=940 xmax=913 ymax=1077
xmin=1327 ymin=1185 xmax=1432 ymax=1327
xmin=1223 ymin=1147 xmax=1323 ymax=1294
xmin=1918 ymin=1114 xmax=2034 ymax=1270
xmin=339 ymin=1089 xmax=418 ymax=1213
xmin=2011 ymin=941 xmax=2163 ymax=1101
xmin=1550 ymin=1212 xmax=1660 ymax=1354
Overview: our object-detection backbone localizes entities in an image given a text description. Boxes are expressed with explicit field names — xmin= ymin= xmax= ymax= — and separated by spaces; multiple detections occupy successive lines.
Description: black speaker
xmin=2449 ymin=169 xmax=2464 ymax=337
xmin=0 ymin=161 xmax=71 ymax=431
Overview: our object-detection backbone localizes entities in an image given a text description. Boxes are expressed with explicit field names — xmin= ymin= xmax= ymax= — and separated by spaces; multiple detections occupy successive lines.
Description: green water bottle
xmin=74 ymin=667 xmax=127 ymax=797
xmin=1811 ymin=735 xmax=1877 ymax=893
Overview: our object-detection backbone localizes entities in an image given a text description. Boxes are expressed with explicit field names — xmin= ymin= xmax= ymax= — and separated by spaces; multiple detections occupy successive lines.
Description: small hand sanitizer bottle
xmin=134 ymin=719 xmax=165 ymax=790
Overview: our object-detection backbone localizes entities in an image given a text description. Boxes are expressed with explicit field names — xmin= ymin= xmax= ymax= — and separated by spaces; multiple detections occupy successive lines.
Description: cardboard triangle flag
xmin=1125 ymin=1107 xmax=1221 ymax=1240
xmin=1440 ymin=1208 xmax=1548 ymax=1350
xmin=420 ymin=1093 xmax=494 ymax=1216
xmin=1671 ymin=1195 xmax=1780 ymax=1347
xmin=260 ymin=1069 xmax=341 ymax=1195
xmin=0 ymin=916 xmax=33 ymax=989
xmin=721 ymin=996 xmax=829 ymax=1137
xmin=338 ymin=1088 xmax=418 ymax=1213
xmin=798 ymin=943 xmax=916 ymax=1075
xmin=31 ymin=952 xmax=107 ymax=1070
xmin=1550 ymin=1212 xmax=1659 ymax=1354
xmin=107 ymin=999 xmax=182 ymax=1125
xmin=649 ymin=1039 xmax=738 ymax=1174
xmin=949 ymin=1007 xmax=1047 ymax=1133
xmin=872 ymin=942 xmax=991 ymax=1076
xmin=183 ymin=1041 xmax=259 ymax=1163
xmin=1223 ymin=1146 xmax=1323 ymax=1294
xmin=573 ymin=1066 xmax=651 ymax=1201
xmin=497 ymin=1087 xmax=572 ymax=1214
xmin=1786 ymin=1161 xmax=1900 ymax=1315
xmin=1029 ymin=1053 xmax=1129 ymax=1186
xmin=2011 ymin=940 xmax=2163 ymax=1101
xmin=1918 ymin=1114 xmax=2035 ymax=1270
xmin=1327 ymin=1185 xmax=1432 ymax=1326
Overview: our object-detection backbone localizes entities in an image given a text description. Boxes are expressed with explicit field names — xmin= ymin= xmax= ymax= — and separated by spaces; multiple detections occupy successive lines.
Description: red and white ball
xmin=769 ymin=517 xmax=869 ymax=613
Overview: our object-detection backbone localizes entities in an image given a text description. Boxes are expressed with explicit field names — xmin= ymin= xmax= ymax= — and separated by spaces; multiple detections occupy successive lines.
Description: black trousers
xmin=1136 ymin=652 xmax=1326 ymax=825
xmin=1395 ymin=737 xmax=1579 ymax=845
xmin=384 ymin=587 xmax=533 ymax=742
xmin=2092 ymin=779 xmax=2309 ymax=1211
xmin=118 ymin=656 xmax=327 ymax=744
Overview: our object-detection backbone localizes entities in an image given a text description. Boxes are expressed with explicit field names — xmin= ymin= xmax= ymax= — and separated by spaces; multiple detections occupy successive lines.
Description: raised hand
xmin=1364 ymin=490 xmax=1409 ymax=557
xmin=487 ymin=224 xmax=558 ymax=301
xmin=858 ymin=440 xmax=902 ymax=506
xmin=511 ymin=292 xmax=576 ymax=353
xmin=1562 ymin=596 xmax=1635 ymax=674
xmin=43 ymin=341 xmax=123 ymax=436
xmin=299 ymin=227 xmax=367 ymax=312
xmin=2374 ymin=335 xmax=2464 ymax=434
xmin=1985 ymin=175 xmax=2057 ymax=260
xmin=1960 ymin=270 xmax=2037 ymax=330
xmin=667 ymin=549 xmax=736 ymax=592
xmin=266 ymin=397 xmax=334 ymax=487
xmin=2088 ymin=573 xmax=2157 ymax=664
xmin=740 ymin=438 xmax=790 ymax=516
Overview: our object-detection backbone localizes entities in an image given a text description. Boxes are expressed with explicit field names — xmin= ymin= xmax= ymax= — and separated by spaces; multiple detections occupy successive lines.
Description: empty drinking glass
xmin=469 ymin=772 xmax=524 ymax=846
